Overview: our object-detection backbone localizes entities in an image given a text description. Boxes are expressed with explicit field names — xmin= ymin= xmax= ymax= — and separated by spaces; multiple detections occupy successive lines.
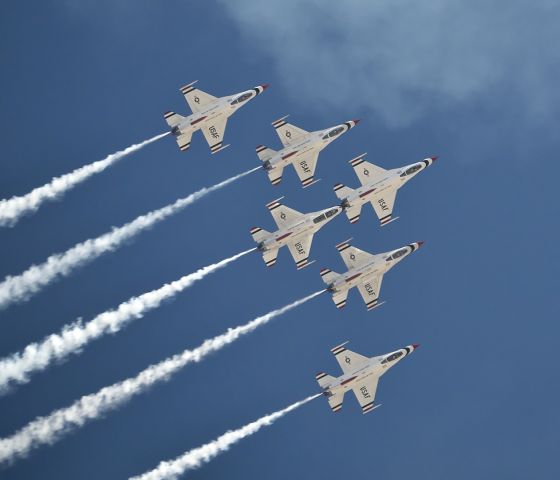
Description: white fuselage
xmin=176 ymin=89 xmax=260 ymax=135
xmin=261 ymin=206 xmax=342 ymax=252
xmin=268 ymin=123 xmax=353 ymax=172
xmin=344 ymin=159 xmax=433 ymax=209
xmin=326 ymin=346 xmax=413 ymax=396
xmin=330 ymin=244 xmax=417 ymax=293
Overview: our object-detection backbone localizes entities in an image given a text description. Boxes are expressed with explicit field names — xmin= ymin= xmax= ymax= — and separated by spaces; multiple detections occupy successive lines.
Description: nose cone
xmin=412 ymin=343 xmax=420 ymax=350
xmin=430 ymin=156 xmax=438 ymax=161
xmin=416 ymin=241 xmax=425 ymax=249
xmin=349 ymin=119 xmax=361 ymax=128
xmin=261 ymin=83 xmax=270 ymax=91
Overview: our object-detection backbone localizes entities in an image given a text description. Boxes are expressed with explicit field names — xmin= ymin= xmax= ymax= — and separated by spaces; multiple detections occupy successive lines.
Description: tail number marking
xmin=299 ymin=160 xmax=311 ymax=174
xmin=209 ymin=126 xmax=220 ymax=139
xmin=378 ymin=198 xmax=389 ymax=211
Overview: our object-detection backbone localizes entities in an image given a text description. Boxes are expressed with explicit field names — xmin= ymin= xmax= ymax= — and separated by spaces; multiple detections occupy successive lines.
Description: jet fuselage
xmin=264 ymin=122 xmax=356 ymax=173
xmin=259 ymin=206 xmax=342 ymax=252
xmin=173 ymin=87 xmax=265 ymax=137
xmin=342 ymin=158 xmax=435 ymax=211
xmin=328 ymin=243 xmax=423 ymax=294
xmin=324 ymin=345 xmax=417 ymax=397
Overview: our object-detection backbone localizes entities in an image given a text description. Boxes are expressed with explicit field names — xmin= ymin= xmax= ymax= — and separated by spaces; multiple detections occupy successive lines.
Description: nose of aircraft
xmin=349 ymin=119 xmax=361 ymax=128
xmin=260 ymin=84 xmax=270 ymax=91
xmin=412 ymin=344 xmax=420 ymax=350
xmin=416 ymin=241 xmax=425 ymax=248
xmin=430 ymin=156 xmax=438 ymax=161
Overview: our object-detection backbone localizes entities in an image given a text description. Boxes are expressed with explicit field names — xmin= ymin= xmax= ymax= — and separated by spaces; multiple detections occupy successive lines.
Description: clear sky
xmin=1 ymin=1 xmax=559 ymax=478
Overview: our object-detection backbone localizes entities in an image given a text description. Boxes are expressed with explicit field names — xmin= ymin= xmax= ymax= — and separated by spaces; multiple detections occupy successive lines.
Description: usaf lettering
xmin=360 ymin=386 xmax=371 ymax=398
xmin=209 ymin=126 xmax=220 ymax=139
xmin=295 ymin=242 xmax=305 ymax=255
xmin=364 ymin=283 xmax=375 ymax=296
xmin=299 ymin=160 xmax=311 ymax=174
xmin=378 ymin=198 xmax=389 ymax=211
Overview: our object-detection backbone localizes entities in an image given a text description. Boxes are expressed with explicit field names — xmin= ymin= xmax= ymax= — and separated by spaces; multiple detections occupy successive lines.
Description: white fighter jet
xmin=320 ymin=239 xmax=424 ymax=310
xmin=163 ymin=81 xmax=269 ymax=154
xmin=334 ymin=153 xmax=437 ymax=226
xmin=250 ymin=198 xmax=342 ymax=270
xmin=316 ymin=342 xmax=419 ymax=414
xmin=256 ymin=116 xmax=360 ymax=188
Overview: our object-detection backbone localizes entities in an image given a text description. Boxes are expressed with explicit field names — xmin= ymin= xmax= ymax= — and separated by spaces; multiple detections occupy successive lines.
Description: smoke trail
xmin=0 ymin=249 xmax=254 ymax=394
xmin=0 ymin=133 xmax=169 ymax=227
xmin=131 ymin=394 xmax=321 ymax=480
xmin=0 ymin=166 xmax=261 ymax=311
xmin=0 ymin=290 xmax=323 ymax=464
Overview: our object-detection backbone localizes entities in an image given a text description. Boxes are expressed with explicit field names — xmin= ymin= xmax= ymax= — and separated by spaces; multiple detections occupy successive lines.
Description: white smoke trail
xmin=0 ymin=166 xmax=261 ymax=311
xmin=0 ymin=249 xmax=254 ymax=394
xmin=0 ymin=290 xmax=324 ymax=464
xmin=0 ymin=133 xmax=169 ymax=227
xmin=131 ymin=394 xmax=321 ymax=480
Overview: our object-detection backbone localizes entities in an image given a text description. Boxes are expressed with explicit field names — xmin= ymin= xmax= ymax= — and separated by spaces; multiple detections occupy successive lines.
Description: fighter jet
xmin=316 ymin=342 xmax=419 ymax=414
xmin=256 ymin=116 xmax=360 ymax=188
xmin=334 ymin=153 xmax=437 ymax=226
xmin=320 ymin=239 xmax=424 ymax=310
xmin=164 ymin=81 xmax=268 ymax=154
xmin=250 ymin=198 xmax=342 ymax=270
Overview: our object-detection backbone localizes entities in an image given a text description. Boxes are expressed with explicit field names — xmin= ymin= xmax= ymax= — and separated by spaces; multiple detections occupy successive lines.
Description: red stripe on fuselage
xmin=345 ymin=273 xmax=362 ymax=282
xmin=341 ymin=376 xmax=357 ymax=386
xmin=282 ymin=151 xmax=298 ymax=160
xmin=276 ymin=232 xmax=293 ymax=242
xmin=359 ymin=188 xmax=376 ymax=198
xmin=191 ymin=116 xmax=207 ymax=126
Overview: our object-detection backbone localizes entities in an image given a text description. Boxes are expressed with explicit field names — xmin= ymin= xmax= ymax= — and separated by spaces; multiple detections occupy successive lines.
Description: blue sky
xmin=1 ymin=1 xmax=559 ymax=478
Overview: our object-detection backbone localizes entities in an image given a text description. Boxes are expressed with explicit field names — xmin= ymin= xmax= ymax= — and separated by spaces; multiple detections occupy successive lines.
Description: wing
xmin=201 ymin=117 xmax=228 ymax=154
xmin=357 ymin=273 xmax=384 ymax=311
xmin=266 ymin=199 xmax=304 ymax=229
xmin=331 ymin=343 xmax=369 ymax=374
xmin=370 ymin=188 xmax=397 ymax=226
xmin=292 ymin=151 xmax=319 ymax=188
xmin=352 ymin=377 xmax=379 ymax=414
xmin=180 ymin=82 xmax=217 ymax=113
xmin=272 ymin=116 xmax=309 ymax=146
xmin=350 ymin=157 xmax=387 ymax=186
xmin=287 ymin=234 xmax=313 ymax=269
xmin=336 ymin=241 xmax=375 ymax=269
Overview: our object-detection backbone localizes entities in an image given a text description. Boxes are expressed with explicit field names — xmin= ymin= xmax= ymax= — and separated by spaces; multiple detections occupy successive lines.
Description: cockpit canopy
xmin=230 ymin=92 xmax=252 ymax=105
xmin=313 ymin=208 xmax=338 ymax=224
xmin=381 ymin=351 xmax=403 ymax=364
xmin=386 ymin=248 xmax=408 ymax=261
xmin=322 ymin=126 xmax=345 ymax=140
xmin=400 ymin=164 xmax=422 ymax=177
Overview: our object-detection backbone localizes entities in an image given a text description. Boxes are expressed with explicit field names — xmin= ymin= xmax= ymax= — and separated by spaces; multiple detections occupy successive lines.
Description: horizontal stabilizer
xmin=343 ymin=204 xmax=362 ymax=224
xmin=250 ymin=226 xmax=270 ymax=244
xmin=332 ymin=290 xmax=348 ymax=309
xmin=163 ymin=111 xmax=185 ymax=128
xmin=315 ymin=372 xmax=336 ymax=389
xmin=262 ymin=249 xmax=279 ymax=268
xmin=319 ymin=268 xmax=340 ymax=285
xmin=333 ymin=183 xmax=355 ymax=200
xmin=256 ymin=145 xmax=277 ymax=162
